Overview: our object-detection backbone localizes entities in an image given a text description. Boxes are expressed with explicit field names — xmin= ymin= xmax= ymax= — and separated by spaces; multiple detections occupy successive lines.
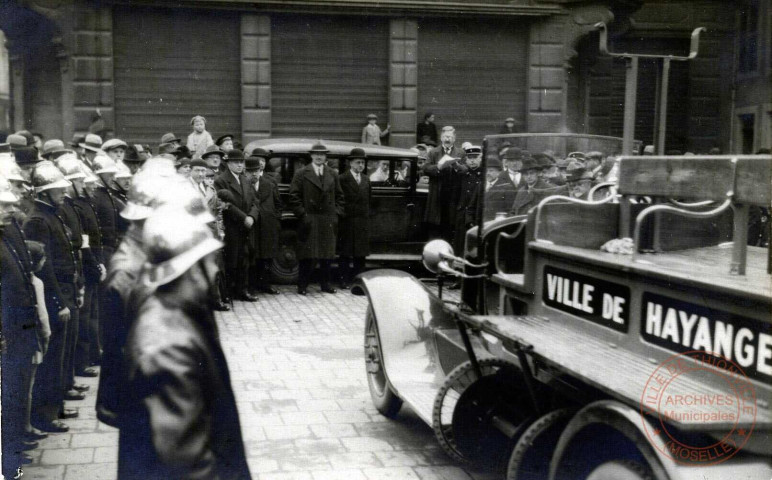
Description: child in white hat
xmin=186 ymin=115 xmax=214 ymax=158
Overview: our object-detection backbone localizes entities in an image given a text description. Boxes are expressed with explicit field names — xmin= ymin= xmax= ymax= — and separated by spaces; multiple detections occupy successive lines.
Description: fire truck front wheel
xmin=364 ymin=306 xmax=402 ymax=418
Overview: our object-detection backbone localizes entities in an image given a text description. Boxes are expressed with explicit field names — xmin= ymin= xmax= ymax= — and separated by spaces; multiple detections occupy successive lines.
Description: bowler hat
xmin=14 ymin=147 xmax=39 ymax=166
xmin=42 ymin=139 xmax=68 ymax=158
xmin=532 ymin=152 xmax=554 ymax=169
xmin=309 ymin=142 xmax=329 ymax=154
xmin=160 ymin=133 xmax=181 ymax=144
xmin=519 ymin=157 xmax=543 ymax=172
xmin=7 ymin=134 xmax=27 ymax=150
xmin=224 ymin=150 xmax=245 ymax=162
xmin=486 ymin=156 xmax=502 ymax=169
xmin=245 ymin=157 xmax=262 ymax=171
xmin=202 ymin=145 xmax=224 ymax=159
xmin=348 ymin=147 xmax=366 ymax=160
xmin=215 ymin=134 xmax=234 ymax=146
xmin=190 ymin=158 xmax=208 ymax=169
xmin=80 ymin=133 xmax=103 ymax=152
xmin=503 ymin=148 xmax=522 ymax=161
xmin=124 ymin=145 xmax=146 ymax=163
xmin=249 ymin=148 xmax=270 ymax=159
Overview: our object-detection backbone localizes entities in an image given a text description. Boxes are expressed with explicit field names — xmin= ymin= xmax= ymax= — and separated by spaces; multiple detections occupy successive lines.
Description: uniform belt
xmin=55 ymin=272 xmax=78 ymax=284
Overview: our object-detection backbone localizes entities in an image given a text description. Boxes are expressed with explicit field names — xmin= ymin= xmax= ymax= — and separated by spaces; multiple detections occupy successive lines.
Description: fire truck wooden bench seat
xmin=464 ymin=313 xmax=769 ymax=431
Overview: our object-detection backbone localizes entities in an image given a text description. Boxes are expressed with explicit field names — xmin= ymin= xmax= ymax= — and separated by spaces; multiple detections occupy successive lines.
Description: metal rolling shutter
xmin=271 ymin=15 xmax=389 ymax=141
xmin=113 ymin=7 xmax=241 ymax=146
xmin=417 ymin=18 xmax=528 ymax=145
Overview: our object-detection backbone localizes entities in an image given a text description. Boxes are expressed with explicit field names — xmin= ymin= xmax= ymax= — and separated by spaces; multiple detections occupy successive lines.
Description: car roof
xmin=244 ymin=138 xmax=418 ymax=158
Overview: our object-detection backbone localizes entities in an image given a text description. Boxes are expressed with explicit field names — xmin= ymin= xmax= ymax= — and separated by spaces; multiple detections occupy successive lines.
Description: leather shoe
xmin=76 ymin=367 xmax=98 ymax=377
xmin=24 ymin=428 xmax=48 ymax=440
xmin=213 ymin=301 xmax=230 ymax=311
xmin=339 ymin=282 xmax=350 ymax=290
xmin=36 ymin=420 xmax=69 ymax=432
xmin=64 ymin=390 xmax=85 ymax=401
xmin=20 ymin=440 xmax=38 ymax=451
xmin=236 ymin=291 xmax=258 ymax=302
xmin=59 ymin=408 xmax=78 ymax=419
xmin=73 ymin=383 xmax=90 ymax=392
xmin=259 ymin=286 xmax=279 ymax=294
xmin=20 ymin=453 xmax=33 ymax=464
xmin=297 ymin=287 xmax=307 ymax=296
xmin=321 ymin=286 xmax=337 ymax=294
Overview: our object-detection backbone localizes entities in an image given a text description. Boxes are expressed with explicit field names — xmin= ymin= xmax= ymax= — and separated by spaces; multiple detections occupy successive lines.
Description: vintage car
xmin=243 ymin=138 xmax=427 ymax=282
xmin=352 ymin=133 xmax=772 ymax=479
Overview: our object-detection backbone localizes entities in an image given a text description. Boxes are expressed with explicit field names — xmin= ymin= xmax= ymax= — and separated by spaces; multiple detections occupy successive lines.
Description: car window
xmin=363 ymin=158 xmax=414 ymax=188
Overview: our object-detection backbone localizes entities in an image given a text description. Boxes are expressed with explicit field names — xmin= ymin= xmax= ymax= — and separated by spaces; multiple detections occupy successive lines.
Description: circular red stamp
xmin=639 ymin=351 xmax=757 ymax=466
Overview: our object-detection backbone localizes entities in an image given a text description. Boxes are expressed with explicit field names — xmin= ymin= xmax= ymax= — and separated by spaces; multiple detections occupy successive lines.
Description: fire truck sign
xmin=542 ymin=265 xmax=630 ymax=332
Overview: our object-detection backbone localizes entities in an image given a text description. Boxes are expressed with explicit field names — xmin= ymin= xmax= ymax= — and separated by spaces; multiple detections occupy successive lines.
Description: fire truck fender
xmin=548 ymin=400 xmax=676 ymax=480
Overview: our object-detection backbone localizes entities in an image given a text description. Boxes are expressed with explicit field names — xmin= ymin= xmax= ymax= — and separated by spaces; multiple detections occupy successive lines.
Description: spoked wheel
xmin=432 ymin=359 xmax=537 ymax=468
xmin=506 ymin=408 xmax=576 ymax=480
xmin=270 ymin=230 xmax=299 ymax=284
xmin=586 ymin=460 xmax=653 ymax=480
xmin=364 ymin=306 xmax=402 ymax=418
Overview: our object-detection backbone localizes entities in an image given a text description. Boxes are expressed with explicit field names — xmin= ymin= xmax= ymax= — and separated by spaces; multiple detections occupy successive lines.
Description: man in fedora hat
xmin=337 ymin=147 xmax=370 ymax=289
xmin=510 ymin=156 xmax=566 ymax=216
xmin=41 ymin=139 xmax=70 ymax=161
xmin=361 ymin=114 xmax=390 ymax=146
xmin=244 ymin=149 xmax=282 ymax=295
xmin=159 ymin=133 xmax=181 ymax=150
xmin=214 ymin=149 xmax=259 ymax=302
xmin=202 ymin=145 xmax=226 ymax=174
xmin=79 ymin=134 xmax=103 ymax=170
xmin=288 ymin=142 xmax=344 ymax=295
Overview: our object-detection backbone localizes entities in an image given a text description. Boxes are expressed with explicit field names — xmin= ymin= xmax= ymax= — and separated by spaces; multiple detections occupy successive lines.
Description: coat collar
xmin=303 ymin=163 xmax=327 ymax=189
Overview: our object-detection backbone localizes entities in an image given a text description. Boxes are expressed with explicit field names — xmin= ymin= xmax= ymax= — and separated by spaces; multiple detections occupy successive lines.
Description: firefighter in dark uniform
xmin=23 ymin=162 xmax=78 ymax=432
xmin=91 ymin=156 xmax=121 ymax=263
xmin=57 ymin=155 xmax=104 ymax=376
xmin=53 ymin=161 xmax=91 ymax=402
xmin=453 ymin=145 xmax=484 ymax=255
xmin=214 ymin=150 xmax=259 ymax=301
xmin=288 ymin=142 xmax=345 ymax=295
xmin=245 ymin=149 xmax=282 ymax=295
xmin=337 ymin=147 xmax=370 ymax=289
xmin=0 ymin=175 xmax=41 ymax=471
xmin=119 ymin=210 xmax=251 ymax=480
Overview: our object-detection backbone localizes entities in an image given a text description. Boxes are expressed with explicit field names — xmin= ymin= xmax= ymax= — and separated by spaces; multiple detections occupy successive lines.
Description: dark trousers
xmin=76 ymin=283 xmax=99 ymax=371
xmin=2 ymin=345 xmax=34 ymax=475
xmin=298 ymin=259 xmax=332 ymax=290
xmin=249 ymin=258 xmax=273 ymax=291
xmin=98 ymin=245 xmax=116 ymax=347
xmin=339 ymin=256 xmax=365 ymax=284
xmin=223 ymin=231 xmax=247 ymax=296
xmin=426 ymin=223 xmax=454 ymax=244
xmin=33 ymin=320 xmax=66 ymax=422
xmin=61 ymin=285 xmax=80 ymax=390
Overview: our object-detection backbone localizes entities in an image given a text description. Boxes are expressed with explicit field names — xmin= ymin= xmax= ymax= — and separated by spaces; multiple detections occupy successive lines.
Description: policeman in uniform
xmin=337 ymin=147 xmax=370 ymax=289
xmin=288 ymin=142 xmax=345 ymax=295
xmin=245 ymin=149 xmax=282 ymax=295
xmin=119 ymin=210 xmax=251 ymax=480
xmin=24 ymin=162 xmax=78 ymax=432
xmin=1 ymin=175 xmax=41 ymax=470
xmin=214 ymin=150 xmax=259 ymax=301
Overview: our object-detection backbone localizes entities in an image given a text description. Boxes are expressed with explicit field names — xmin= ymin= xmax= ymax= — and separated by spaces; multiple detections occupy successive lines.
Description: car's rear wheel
xmin=364 ymin=306 xmax=402 ymax=418
xmin=271 ymin=229 xmax=299 ymax=284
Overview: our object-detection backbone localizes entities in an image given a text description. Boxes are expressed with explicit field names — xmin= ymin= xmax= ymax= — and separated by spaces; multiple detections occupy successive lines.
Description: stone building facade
xmin=1 ymin=0 xmax=768 ymax=153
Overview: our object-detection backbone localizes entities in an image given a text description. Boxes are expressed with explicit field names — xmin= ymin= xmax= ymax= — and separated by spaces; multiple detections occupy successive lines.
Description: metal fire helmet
xmin=0 ymin=175 xmax=19 ymax=204
xmin=140 ymin=208 xmax=223 ymax=287
xmin=79 ymin=161 xmax=100 ymax=184
xmin=31 ymin=161 xmax=72 ymax=193
xmin=0 ymin=157 xmax=27 ymax=182
xmin=114 ymin=161 xmax=133 ymax=179
xmin=92 ymin=154 xmax=119 ymax=174
xmin=121 ymin=173 xmax=214 ymax=224
xmin=56 ymin=154 xmax=87 ymax=180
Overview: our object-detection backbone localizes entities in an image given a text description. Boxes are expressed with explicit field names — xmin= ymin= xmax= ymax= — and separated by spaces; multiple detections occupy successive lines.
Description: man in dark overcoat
xmin=288 ymin=142 xmax=345 ymax=295
xmin=510 ymin=157 xmax=567 ymax=216
xmin=423 ymin=127 xmax=466 ymax=242
xmin=245 ymin=149 xmax=282 ymax=295
xmin=214 ymin=150 xmax=259 ymax=301
xmin=338 ymin=147 xmax=370 ymax=289
xmin=453 ymin=146 xmax=484 ymax=254
xmin=119 ymin=212 xmax=251 ymax=480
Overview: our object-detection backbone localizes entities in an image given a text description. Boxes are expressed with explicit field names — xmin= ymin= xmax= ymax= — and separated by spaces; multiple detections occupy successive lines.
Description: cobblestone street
xmin=19 ymin=285 xmax=497 ymax=480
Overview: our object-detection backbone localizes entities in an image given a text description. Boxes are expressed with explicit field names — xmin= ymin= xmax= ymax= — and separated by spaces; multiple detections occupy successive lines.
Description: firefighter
xmin=118 ymin=209 xmax=251 ymax=480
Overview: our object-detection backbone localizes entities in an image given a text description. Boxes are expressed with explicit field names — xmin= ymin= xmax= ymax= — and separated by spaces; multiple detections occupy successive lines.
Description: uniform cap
xmin=114 ymin=161 xmax=133 ymax=179
xmin=92 ymin=154 xmax=119 ymax=174
xmin=80 ymin=133 xmax=103 ymax=152
xmin=202 ymin=145 xmax=224 ymax=159
xmin=215 ymin=134 xmax=234 ymax=147
xmin=32 ymin=161 xmax=72 ymax=193
xmin=309 ymin=142 xmax=329 ymax=154
xmin=0 ymin=175 xmax=19 ymax=203
xmin=348 ymin=147 xmax=366 ymax=160
xmin=463 ymin=145 xmax=482 ymax=155
xmin=42 ymin=139 xmax=68 ymax=158
xmin=160 ymin=133 xmax=181 ymax=144
xmin=140 ymin=209 xmax=223 ymax=287
xmin=56 ymin=154 xmax=87 ymax=180
xmin=102 ymin=138 xmax=128 ymax=152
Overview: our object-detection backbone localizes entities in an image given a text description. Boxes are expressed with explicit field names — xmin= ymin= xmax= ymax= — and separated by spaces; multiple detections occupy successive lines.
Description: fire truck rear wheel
xmin=432 ymin=358 xmax=536 ymax=468
xmin=586 ymin=460 xmax=653 ymax=480
xmin=364 ymin=307 xmax=402 ymax=418
xmin=505 ymin=408 xmax=576 ymax=480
